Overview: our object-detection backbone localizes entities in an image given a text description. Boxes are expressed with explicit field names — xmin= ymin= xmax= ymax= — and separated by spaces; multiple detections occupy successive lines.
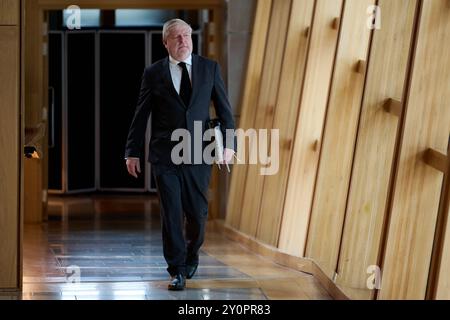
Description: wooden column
xmin=23 ymin=0 xmax=44 ymax=224
xmin=0 ymin=0 xmax=22 ymax=290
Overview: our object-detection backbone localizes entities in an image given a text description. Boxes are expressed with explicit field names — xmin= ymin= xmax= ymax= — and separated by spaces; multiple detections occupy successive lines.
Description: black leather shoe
xmin=168 ymin=274 xmax=186 ymax=291
xmin=186 ymin=264 xmax=198 ymax=279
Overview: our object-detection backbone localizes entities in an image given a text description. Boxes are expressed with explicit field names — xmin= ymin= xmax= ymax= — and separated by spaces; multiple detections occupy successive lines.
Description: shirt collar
xmin=169 ymin=54 xmax=192 ymax=66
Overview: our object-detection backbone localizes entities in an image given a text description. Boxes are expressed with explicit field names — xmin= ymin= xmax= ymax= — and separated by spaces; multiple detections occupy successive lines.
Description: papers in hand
xmin=208 ymin=119 xmax=230 ymax=173
xmin=212 ymin=124 xmax=230 ymax=172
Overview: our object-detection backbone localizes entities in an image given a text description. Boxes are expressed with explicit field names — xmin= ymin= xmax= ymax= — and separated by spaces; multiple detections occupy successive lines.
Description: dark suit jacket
xmin=125 ymin=54 xmax=236 ymax=165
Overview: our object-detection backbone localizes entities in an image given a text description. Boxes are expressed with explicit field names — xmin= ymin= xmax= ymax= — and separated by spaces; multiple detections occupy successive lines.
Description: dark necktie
xmin=178 ymin=62 xmax=192 ymax=107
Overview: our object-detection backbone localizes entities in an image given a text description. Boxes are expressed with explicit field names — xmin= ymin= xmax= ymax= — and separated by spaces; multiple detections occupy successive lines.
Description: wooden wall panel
xmin=305 ymin=0 xmax=375 ymax=278
xmin=24 ymin=1 xmax=43 ymax=128
xmin=0 ymin=0 xmax=19 ymax=25
xmin=379 ymin=0 xmax=450 ymax=300
xmin=24 ymin=158 xmax=43 ymax=223
xmin=0 ymin=25 xmax=20 ymax=289
xmin=225 ymin=0 xmax=450 ymax=300
xmin=335 ymin=0 xmax=418 ymax=300
xmin=239 ymin=0 xmax=291 ymax=236
xmin=255 ymin=0 xmax=315 ymax=246
xmin=278 ymin=0 xmax=343 ymax=256
xmin=226 ymin=0 xmax=272 ymax=229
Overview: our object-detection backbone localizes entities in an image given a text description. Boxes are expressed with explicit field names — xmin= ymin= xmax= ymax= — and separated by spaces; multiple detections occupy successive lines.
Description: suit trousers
xmin=152 ymin=163 xmax=212 ymax=276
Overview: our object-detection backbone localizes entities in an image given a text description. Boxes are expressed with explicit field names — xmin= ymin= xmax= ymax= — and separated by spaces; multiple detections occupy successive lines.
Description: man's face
xmin=164 ymin=24 xmax=193 ymax=61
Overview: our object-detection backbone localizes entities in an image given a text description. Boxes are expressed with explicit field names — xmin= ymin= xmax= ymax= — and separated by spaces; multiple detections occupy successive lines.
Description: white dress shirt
xmin=168 ymin=55 xmax=192 ymax=93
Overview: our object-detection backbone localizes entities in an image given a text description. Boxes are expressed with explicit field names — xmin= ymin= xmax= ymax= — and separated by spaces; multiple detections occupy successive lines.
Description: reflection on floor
xmin=5 ymin=195 xmax=333 ymax=300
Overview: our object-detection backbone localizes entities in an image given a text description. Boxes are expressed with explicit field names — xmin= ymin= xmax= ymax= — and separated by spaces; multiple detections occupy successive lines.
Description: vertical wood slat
xmin=278 ymin=0 xmax=343 ymax=256
xmin=0 ymin=25 xmax=20 ymax=289
xmin=426 ymin=138 xmax=450 ymax=299
xmin=305 ymin=0 xmax=376 ymax=278
xmin=0 ymin=0 xmax=19 ymax=25
xmin=226 ymin=0 xmax=273 ymax=229
xmin=335 ymin=0 xmax=418 ymax=300
xmin=239 ymin=0 xmax=292 ymax=236
xmin=255 ymin=0 xmax=315 ymax=246
xmin=435 ymin=144 xmax=450 ymax=299
xmin=379 ymin=0 xmax=450 ymax=300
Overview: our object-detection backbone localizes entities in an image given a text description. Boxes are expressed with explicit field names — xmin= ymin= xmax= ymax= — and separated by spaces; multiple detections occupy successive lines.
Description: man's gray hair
xmin=162 ymin=19 xmax=192 ymax=43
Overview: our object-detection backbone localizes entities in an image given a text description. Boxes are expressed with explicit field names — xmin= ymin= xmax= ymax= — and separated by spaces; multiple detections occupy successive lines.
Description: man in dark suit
xmin=124 ymin=19 xmax=235 ymax=291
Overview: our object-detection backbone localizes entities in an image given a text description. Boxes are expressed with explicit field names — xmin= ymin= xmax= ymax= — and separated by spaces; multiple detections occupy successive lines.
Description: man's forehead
xmin=168 ymin=25 xmax=191 ymax=34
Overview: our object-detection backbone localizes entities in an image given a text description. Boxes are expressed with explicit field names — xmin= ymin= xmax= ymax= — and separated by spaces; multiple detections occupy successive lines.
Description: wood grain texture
xmin=0 ymin=26 xmax=20 ymax=289
xmin=226 ymin=0 xmax=272 ymax=229
xmin=239 ymin=0 xmax=291 ymax=236
xmin=305 ymin=0 xmax=375 ymax=278
xmin=256 ymin=0 xmax=315 ymax=246
xmin=0 ymin=0 xmax=19 ymax=25
xmin=23 ymin=1 xmax=44 ymax=229
xmin=429 ymin=138 xmax=450 ymax=299
xmin=335 ymin=0 xmax=418 ymax=300
xmin=436 ymin=166 xmax=450 ymax=299
xmin=24 ymin=0 xmax=43 ymax=128
xmin=379 ymin=0 xmax=450 ymax=300
xmin=24 ymin=158 xmax=43 ymax=223
xmin=278 ymin=0 xmax=343 ymax=256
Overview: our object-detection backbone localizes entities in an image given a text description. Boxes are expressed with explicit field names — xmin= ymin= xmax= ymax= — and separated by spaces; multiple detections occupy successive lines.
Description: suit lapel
xmin=161 ymin=57 xmax=186 ymax=109
xmin=188 ymin=54 xmax=200 ymax=109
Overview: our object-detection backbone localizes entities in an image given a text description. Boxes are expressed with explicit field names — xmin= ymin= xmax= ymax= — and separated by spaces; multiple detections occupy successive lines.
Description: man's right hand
xmin=126 ymin=158 xmax=141 ymax=178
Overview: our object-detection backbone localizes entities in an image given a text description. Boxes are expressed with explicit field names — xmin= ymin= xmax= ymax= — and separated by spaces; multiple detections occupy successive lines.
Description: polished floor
xmin=3 ymin=195 xmax=332 ymax=300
